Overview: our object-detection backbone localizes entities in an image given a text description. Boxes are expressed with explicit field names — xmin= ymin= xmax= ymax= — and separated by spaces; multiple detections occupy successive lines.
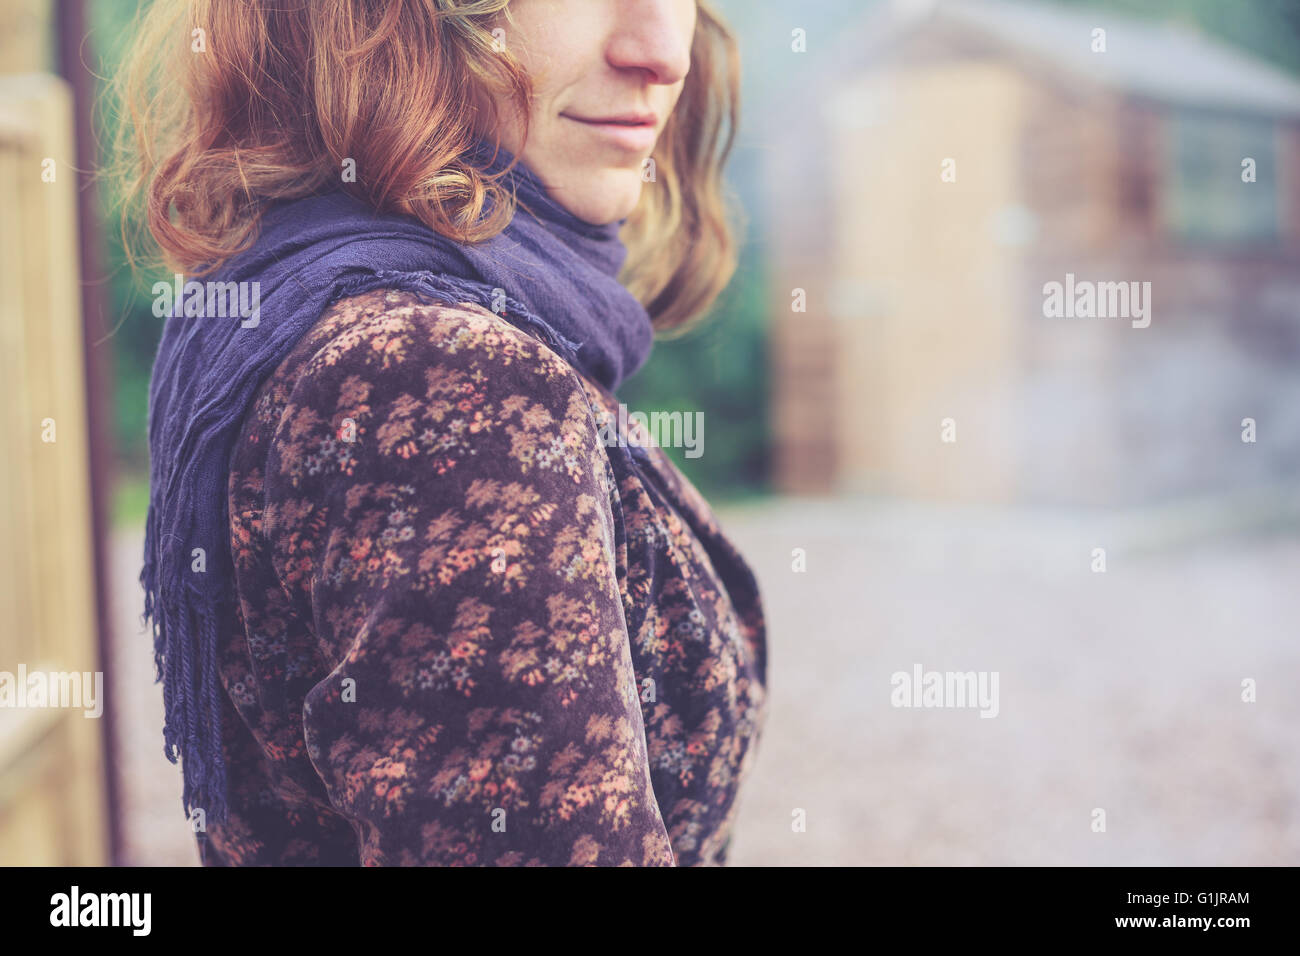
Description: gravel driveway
xmin=110 ymin=493 xmax=1300 ymax=866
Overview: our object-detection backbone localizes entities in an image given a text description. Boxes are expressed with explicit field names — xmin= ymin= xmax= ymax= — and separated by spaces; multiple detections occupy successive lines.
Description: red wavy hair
xmin=110 ymin=0 xmax=742 ymax=332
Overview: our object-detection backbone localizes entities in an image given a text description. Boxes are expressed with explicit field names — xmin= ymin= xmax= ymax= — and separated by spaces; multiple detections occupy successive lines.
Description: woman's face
xmin=491 ymin=0 xmax=696 ymax=225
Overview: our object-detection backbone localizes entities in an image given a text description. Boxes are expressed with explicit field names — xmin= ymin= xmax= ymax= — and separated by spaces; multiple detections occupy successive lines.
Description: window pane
xmin=1164 ymin=109 xmax=1279 ymax=244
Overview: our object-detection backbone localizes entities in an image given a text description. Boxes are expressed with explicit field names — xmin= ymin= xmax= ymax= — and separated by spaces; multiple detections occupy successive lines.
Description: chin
xmin=564 ymin=166 xmax=646 ymax=225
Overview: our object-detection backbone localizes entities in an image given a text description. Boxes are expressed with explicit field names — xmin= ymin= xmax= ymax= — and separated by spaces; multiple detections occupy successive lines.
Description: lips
xmin=561 ymin=112 xmax=659 ymax=152
xmin=563 ymin=111 xmax=658 ymax=127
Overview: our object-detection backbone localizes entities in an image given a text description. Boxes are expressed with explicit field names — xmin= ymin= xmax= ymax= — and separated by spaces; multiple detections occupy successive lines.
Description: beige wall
xmin=0 ymin=69 xmax=110 ymax=865
xmin=827 ymin=61 xmax=1027 ymax=502
xmin=0 ymin=0 xmax=54 ymax=75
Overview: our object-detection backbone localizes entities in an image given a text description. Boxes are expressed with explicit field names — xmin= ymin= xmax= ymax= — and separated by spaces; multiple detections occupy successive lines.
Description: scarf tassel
xmin=141 ymin=521 xmax=230 ymax=826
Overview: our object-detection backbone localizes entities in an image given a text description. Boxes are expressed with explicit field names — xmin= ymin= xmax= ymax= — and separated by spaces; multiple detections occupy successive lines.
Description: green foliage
xmin=91 ymin=0 xmax=165 ymax=476
xmin=619 ymin=249 xmax=771 ymax=503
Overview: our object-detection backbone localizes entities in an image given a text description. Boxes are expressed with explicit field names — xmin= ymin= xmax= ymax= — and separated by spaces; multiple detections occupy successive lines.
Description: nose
xmin=604 ymin=0 xmax=694 ymax=87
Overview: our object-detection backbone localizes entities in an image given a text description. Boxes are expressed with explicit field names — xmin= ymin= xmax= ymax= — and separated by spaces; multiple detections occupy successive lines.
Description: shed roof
xmin=841 ymin=0 xmax=1300 ymax=117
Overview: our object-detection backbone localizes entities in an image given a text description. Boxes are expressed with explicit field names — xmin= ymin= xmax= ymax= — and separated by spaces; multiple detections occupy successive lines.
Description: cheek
xmin=510 ymin=13 xmax=574 ymax=101
xmin=508 ymin=70 xmax=562 ymax=150
xmin=662 ymin=81 xmax=687 ymax=113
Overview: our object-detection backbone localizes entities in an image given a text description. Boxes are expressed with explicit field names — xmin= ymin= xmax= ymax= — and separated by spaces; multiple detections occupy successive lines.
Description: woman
xmin=119 ymin=0 xmax=767 ymax=866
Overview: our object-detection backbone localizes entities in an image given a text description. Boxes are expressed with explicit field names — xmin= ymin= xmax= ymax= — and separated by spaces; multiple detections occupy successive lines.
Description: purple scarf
xmin=142 ymin=140 xmax=655 ymax=823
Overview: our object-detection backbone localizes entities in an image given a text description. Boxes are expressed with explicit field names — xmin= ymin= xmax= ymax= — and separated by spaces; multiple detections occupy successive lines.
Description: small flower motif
xmin=214 ymin=288 xmax=768 ymax=866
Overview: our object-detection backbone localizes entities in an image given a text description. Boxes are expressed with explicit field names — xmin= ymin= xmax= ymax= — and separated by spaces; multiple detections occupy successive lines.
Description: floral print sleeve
xmin=215 ymin=288 xmax=767 ymax=867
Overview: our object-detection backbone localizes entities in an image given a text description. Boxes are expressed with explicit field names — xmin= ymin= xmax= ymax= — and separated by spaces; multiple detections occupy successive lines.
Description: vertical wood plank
xmin=0 ymin=72 xmax=109 ymax=865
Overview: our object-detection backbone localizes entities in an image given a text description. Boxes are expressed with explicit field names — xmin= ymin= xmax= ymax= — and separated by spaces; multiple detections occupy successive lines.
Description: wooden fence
xmin=0 ymin=70 xmax=109 ymax=865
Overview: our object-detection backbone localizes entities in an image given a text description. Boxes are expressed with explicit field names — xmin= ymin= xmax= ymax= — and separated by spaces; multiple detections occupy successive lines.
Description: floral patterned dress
xmin=209 ymin=288 xmax=768 ymax=866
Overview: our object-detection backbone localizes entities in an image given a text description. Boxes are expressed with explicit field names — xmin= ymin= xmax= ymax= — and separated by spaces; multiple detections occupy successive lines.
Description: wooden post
xmin=0 ymin=70 xmax=110 ymax=866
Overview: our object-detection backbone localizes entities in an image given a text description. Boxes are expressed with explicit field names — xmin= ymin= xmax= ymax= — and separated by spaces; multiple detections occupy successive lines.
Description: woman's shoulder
xmin=229 ymin=286 xmax=613 ymax=510
xmin=227 ymin=284 xmax=626 ymax=609
xmin=290 ymin=286 xmax=585 ymax=394
xmin=236 ymin=287 xmax=602 ymax=445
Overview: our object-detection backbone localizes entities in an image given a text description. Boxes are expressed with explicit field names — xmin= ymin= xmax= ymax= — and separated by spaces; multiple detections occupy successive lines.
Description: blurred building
xmin=766 ymin=0 xmax=1300 ymax=504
